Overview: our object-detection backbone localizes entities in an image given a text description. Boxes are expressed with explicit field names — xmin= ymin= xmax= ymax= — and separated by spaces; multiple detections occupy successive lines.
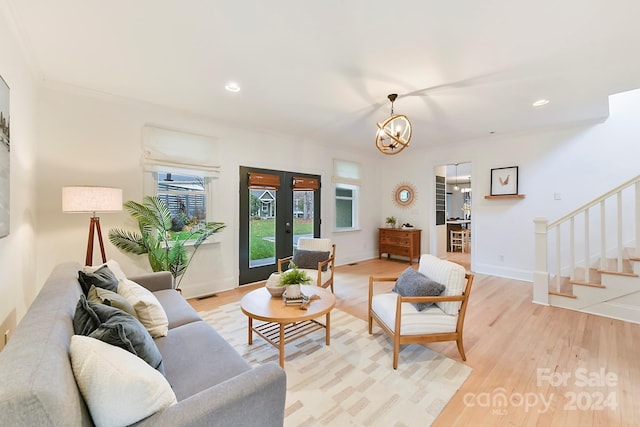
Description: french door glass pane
xmin=249 ymin=189 xmax=276 ymax=268
xmin=293 ymin=190 xmax=314 ymax=247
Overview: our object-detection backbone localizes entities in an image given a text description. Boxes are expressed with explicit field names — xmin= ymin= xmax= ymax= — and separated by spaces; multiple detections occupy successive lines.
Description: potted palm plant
xmin=108 ymin=195 xmax=225 ymax=290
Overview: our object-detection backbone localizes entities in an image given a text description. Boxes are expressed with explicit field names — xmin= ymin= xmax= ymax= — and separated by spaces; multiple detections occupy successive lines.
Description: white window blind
xmin=332 ymin=159 xmax=360 ymax=184
xmin=142 ymin=126 xmax=220 ymax=177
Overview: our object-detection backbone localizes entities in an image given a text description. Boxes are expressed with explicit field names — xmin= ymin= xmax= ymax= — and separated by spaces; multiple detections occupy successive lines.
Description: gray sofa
xmin=0 ymin=262 xmax=287 ymax=426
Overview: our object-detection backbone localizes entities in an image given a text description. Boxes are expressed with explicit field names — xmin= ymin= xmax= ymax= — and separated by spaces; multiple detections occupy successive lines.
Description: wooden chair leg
xmin=456 ymin=337 xmax=467 ymax=361
xmin=368 ymin=315 xmax=372 ymax=334
xmin=393 ymin=337 xmax=400 ymax=369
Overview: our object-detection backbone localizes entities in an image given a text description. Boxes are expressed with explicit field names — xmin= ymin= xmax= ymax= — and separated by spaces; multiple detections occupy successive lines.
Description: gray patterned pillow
xmin=77 ymin=265 xmax=118 ymax=296
xmin=73 ymin=295 xmax=165 ymax=374
xmin=392 ymin=267 xmax=445 ymax=311
xmin=87 ymin=285 xmax=138 ymax=318
xmin=292 ymin=249 xmax=330 ymax=271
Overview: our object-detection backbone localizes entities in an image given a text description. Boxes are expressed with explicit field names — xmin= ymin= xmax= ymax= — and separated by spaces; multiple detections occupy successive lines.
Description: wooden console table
xmin=378 ymin=228 xmax=421 ymax=265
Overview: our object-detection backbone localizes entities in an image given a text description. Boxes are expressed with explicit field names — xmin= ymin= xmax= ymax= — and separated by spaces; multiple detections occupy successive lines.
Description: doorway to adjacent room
xmin=434 ymin=162 xmax=472 ymax=267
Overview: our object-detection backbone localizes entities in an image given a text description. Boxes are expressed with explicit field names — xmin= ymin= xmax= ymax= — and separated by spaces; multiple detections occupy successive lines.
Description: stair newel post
xmin=600 ymin=200 xmax=606 ymax=271
xmin=584 ymin=210 xmax=590 ymax=284
xmin=533 ymin=217 xmax=550 ymax=305
xmin=555 ymin=225 xmax=561 ymax=292
xmin=636 ymin=182 xmax=640 ymax=259
xmin=570 ymin=217 xmax=575 ymax=282
xmin=617 ymin=191 xmax=623 ymax=272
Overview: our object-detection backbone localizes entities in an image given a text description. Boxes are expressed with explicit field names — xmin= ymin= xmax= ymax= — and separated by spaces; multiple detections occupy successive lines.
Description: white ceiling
xmin=6 ymin=1 xmax=640 ymax=150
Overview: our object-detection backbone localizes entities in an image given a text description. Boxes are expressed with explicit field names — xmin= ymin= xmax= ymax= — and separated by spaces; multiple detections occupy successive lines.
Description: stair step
xmin=572 ymin=267 xmax=602 ymax=284
xmin=549 ymin=291 xmax=577 ymax=299
xmin=597 ymin=269 xmax=639 ymax=278
xmin=630 ymin=257 xmax=640 ymax=262
xmin=568 ymin=280 xmax=606 ymax=288
xmin=599 ymin=258 xmax=634 ymax=273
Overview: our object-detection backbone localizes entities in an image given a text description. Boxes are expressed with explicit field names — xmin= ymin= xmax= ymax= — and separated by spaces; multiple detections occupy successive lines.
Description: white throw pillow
xmin=70 ymin=335 xmax=176 ymax=427
xmin=83 ymin=260 xmax=128 ymax=281
xmin=117 ymin=278 xmax=169 ymax=337
xmin=418 ymin=254 xmax=467 ymax=315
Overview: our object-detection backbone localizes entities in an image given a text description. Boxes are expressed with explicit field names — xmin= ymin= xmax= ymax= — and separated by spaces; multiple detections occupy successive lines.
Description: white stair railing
xmin=533 ymin=175 xmax=640 ymax=305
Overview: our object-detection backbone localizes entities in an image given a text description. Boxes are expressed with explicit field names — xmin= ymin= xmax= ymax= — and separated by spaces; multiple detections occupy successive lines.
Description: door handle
xmin=285 ymin=222 xmax=291 ymax=234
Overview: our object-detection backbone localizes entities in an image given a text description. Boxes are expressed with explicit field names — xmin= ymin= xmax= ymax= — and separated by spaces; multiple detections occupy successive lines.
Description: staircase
xmin=533 ymin=175 xmax=640 ymax=324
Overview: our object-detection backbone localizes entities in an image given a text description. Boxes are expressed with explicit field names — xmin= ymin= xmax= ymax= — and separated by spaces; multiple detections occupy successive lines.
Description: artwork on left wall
xmin=0 ymin=74 xmax=9 ymax=238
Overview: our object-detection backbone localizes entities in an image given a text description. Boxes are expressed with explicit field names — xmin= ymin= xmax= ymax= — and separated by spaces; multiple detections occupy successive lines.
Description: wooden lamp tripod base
xmin=86 ymin=215 xmax=107 ymax=266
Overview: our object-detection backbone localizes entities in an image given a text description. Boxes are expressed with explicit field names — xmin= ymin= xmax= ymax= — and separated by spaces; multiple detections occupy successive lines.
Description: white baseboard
xmin=180 ymin=275 xmax=236 ymax=299
xmin=472 ymin=262 xmax=533 ymax=282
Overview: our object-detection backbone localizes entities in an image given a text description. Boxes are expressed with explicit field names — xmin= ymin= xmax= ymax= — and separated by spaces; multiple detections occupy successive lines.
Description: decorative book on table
xmin=282 ymin=293 xmax=309 ymax=305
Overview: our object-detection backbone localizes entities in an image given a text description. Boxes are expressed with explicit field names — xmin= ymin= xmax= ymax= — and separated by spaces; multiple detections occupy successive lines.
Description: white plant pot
xmin=285 ymin=284 xmax=301 ymax=299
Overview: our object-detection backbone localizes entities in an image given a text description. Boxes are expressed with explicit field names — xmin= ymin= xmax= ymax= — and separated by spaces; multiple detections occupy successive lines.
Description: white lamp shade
xmin=62 ymin=186 xmax=123 ymax=213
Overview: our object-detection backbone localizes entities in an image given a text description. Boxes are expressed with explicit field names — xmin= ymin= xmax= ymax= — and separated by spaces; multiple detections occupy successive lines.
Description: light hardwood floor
xmin=189 ymin=256 xmax=640 ymax=426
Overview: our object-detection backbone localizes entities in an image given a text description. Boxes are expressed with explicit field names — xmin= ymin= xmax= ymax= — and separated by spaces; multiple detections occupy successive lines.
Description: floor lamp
xmin=62 ymin=186 xmax=123 ymax=266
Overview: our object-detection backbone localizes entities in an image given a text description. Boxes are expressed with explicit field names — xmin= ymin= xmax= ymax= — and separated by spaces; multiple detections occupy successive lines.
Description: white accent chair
xmin=277 ymin=238 xmax=336 ymax=292
xmin=368 ymin=254 xmax=474 ymax=369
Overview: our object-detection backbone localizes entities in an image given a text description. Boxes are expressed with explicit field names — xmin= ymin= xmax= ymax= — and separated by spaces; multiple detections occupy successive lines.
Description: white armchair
xmin=368 ymin=254 xmax=474 ymax=369
xmin=277 ymin=238 xmax=336 ymax=292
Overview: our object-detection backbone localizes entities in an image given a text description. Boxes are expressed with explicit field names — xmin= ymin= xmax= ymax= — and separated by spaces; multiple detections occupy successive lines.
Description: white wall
xmin=34 ymin=87 xmax=382 ymax=298
xmin=0 ymin=5 xmax=38 ymax=330
xmin=379 ymin=89 xmax=640 ymax=281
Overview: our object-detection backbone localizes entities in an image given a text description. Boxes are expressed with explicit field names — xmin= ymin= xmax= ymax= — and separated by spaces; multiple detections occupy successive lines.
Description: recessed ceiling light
xmin=225 ymin=82 xmax=240 ymax=92
xmin=532 ymin=99 xmax=550 ymax=107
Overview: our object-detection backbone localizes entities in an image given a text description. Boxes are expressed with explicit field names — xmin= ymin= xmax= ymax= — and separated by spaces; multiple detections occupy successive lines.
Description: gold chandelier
xmin=375 ymin=93 xmax=412 ymax=155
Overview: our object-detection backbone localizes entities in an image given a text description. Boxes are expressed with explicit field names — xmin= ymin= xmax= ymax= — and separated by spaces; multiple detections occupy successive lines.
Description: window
xmin=335 ymin=184 xmax=358 ymax=230
xmin=156 ymin=172 xmax=208 ymax=233
xmin=333 ymin=159 xmax=361 ymax=231
xmin=141 ymin=126 xmax=221 ymax=240
xmin=143 ymin=169 xmax=217 ymax=242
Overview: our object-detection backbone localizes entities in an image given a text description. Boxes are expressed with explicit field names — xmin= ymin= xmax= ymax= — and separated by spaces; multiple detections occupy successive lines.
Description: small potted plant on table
xmin=385 ymin=216 xmax=397 ymax=228
xmin=278 ymin=262 xmax=311 ymax=299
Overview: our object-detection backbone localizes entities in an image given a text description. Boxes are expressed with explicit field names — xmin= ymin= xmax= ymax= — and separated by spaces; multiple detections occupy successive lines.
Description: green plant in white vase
xmin=279 ymin=262 xmax=311 ymax=299
xmin=385 ymin=216 xmax=397 ymax=228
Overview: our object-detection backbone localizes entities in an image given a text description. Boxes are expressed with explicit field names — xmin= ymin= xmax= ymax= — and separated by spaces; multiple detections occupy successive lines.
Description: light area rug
xmin=199 ymin=302 xmax=471 ymax=427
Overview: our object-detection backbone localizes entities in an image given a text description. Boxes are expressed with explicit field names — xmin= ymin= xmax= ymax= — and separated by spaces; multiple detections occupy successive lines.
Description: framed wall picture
xmin=0 ymin=74 xmax=9 ymax=238
xmin=490 ymin=166 xmax=518 ymax=196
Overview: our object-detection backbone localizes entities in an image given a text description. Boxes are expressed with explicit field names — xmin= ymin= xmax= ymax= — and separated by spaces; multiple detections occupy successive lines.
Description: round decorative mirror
xmin=393 ymin=183 xmax=416 ymax=208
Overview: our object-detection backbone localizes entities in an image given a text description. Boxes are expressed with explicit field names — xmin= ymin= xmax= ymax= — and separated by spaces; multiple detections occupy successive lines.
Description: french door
xmin=239 ymin=166 xmax=321 ymax=285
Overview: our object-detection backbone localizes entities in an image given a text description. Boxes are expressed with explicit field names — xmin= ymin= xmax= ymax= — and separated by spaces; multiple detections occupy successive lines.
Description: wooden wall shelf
xmin=484 ymin=194 xmax=526 ymax=199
